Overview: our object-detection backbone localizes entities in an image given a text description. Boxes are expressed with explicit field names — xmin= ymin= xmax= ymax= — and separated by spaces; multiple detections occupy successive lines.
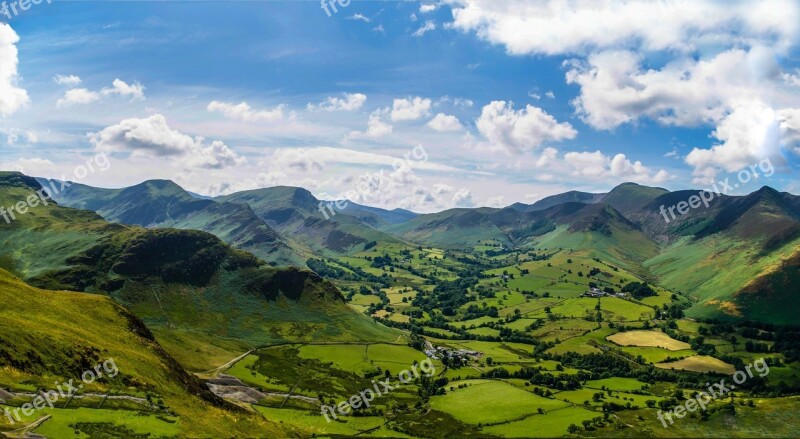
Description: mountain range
xmin=38 ymin=175 xmax=800 ymax=325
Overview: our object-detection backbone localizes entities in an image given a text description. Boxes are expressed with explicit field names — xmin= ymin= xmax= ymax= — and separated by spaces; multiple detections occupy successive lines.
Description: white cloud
xmin=101 ymin=79 xmax=145 ymax=101
xmin=391 ymin=96 xmax=432 ymax=121
xmin=476 ymin=101 xmax=577 ymax=152
xmin=53 ymin=74 xmax=81 ymax=86
xmin=56 ymin=78 xmax=145 ymax=107
xmin=346 ymin=113 xmax=393 ymax=140
xmin=373 ymin=24 xmax=385 ymax=33
xmin=447 ymin=0 xmax=799 ymax=55
xmin=685 ymin=104 xmax=789 ymax=182
xmin=564 ymin=150 xmax=671 ymax=184
xmin=0 ymin=24 xmax=29 ymax=116
xmin=427 ymin=113 xmax=463 ymax=132
xmin=448 ymin=0 xmax=800 ymax=181
xmin=192 ymin=141 xmax=248 ymax=169
xmin=420 ymin=3 xmax=439 ymax=13
xmin=412 ymin=20 xmax=436 ymax=37
xmin=207 ymin=100 xmax=286 ymax=122
xmin=452 ymin=188 xmax=474 ymax=207
xmin=545 ymin=91 xmax=555 ymax=99
xmin=89 ymin=114 xmax=245 ymax=169
xmin=348 ymin=14 xmax=371 ymax=23
xmin=565 ymin=48 xmax=777 ymax=130
xmin=535 ymin=147 xmax=558 ymax=168
xmin=309 ymin=93 xmax=367 ymax=112
xmin=57 ymin=88 xmax=101 ymax=107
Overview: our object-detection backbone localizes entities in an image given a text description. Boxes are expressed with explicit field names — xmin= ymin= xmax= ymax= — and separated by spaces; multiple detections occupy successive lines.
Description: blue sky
xmin=1 ymin=0 xmax=799 ymax=211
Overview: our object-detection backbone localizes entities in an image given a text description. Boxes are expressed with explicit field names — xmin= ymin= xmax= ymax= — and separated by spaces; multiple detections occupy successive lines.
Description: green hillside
xmin=0 ymin=173 xmax=400 ymax=372
xmin=0 ymin=268 xmax=287 ymax=438
xmin=42 ymin=178 xmax=306 ymax=266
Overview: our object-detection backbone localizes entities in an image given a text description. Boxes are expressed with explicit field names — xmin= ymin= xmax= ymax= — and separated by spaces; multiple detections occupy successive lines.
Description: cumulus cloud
xmin=420 ymin=3 xmax=439 ymax=13
xmin=57 ymin=78 xmax=144 ymax=107
xmin=476 ymin=101 xmax=576 ymax=152
xmin=564 ymin=150 xmax=671 ymax=184
xmin=447 ymin=0 xmax=799 ymax=55
xmin=0 ymin=24 xmax=29 ymax=116
xmin=207 ymin=100 xmax=285 ymax=122
xmin=685 ymin=104 xmax=792 ymax=182
xmin=347 ymin=13 xmax=371 ymax=22
xmin=101 ymin=79 xmax=145 ymax=100
xmin=452 ymin=188 xmax=474 ymax=207
xmin=309 ymin=93 xmax=367 ymax=111
xmin=427 ymin=113 xmax=463 ymax=131
xmin=57 ymin=88 xmax=101 ymax=107
xmin=391 ymin=96 xmax=432 ymax=121
xmin=565 ymin=48 xmax=777 ymax=130
xmin=412 ymin=20 xmax=436 ymax=37
xmin=448 ymin=0 xmax=800 ymax=181
xmin=53 ymin=74 xmax=81 ymax=86
xmin=89 ymin=114 xmax=246 ymax=169
xmin=346 ymin=113 xmax=393 ymax=140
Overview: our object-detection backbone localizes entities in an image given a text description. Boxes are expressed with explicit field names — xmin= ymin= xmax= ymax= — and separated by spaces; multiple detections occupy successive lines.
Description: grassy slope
xmin=0 ymin=268 xmax=287 ymax=438
xmin=0 ymin=173 xmax=400 ymax=372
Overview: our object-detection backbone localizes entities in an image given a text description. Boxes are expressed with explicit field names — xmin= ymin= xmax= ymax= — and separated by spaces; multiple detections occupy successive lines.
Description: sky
xmin=1 ymin=0 xmax=799 ymax=212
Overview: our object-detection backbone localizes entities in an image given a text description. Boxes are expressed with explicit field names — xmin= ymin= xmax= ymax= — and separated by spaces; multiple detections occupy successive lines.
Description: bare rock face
xmin=206 ymin=374 xmax=267 ymax=404
xmin=0 ymin=388 xmax=14 ymax=402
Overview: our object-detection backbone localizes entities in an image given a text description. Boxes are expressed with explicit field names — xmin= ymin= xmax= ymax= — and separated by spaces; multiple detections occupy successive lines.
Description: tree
xmin=567 ymin=424 xmax=580 ymax=434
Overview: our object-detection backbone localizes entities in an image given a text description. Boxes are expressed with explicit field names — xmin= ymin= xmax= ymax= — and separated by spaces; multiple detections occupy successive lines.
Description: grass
xmin=607 ymin=330 xmax=692 ymax=350
xmin=655 ymin=355 xmax=736 ymax=374
xmin=481 ymin=406 xmax=598 ymax=438
xmin=430 ymin=380 xmax=569 ymax=425
xmin=0 ymin=268 xmax=284 ymax=438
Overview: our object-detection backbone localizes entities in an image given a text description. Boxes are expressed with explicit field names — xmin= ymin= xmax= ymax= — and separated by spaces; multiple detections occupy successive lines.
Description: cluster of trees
xmin=621 ymin=281 xmax=657 ymax=299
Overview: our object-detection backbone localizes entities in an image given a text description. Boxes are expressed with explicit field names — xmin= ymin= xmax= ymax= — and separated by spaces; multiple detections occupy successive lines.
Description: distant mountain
xmin=510 ymin=190 xmax=605 ymax=212
xmin=335 ymin=201 xmax=418 ymax=227
xmin=40 ymin=178 xmax=305 ymax=266
xmin=387 ymin=181 xmax=800 ymax=323
xmin=1 ymin=172 xmax=399 ymax=369
xmin=217 ymin=186 xmax=409 ymax=254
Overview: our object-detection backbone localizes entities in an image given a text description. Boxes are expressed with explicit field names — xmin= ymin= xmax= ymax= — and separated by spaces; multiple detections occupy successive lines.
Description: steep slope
xmin=218 ymin=186 xmax=408 ymax=254
xmin=0 ymin=268 xmax=285 ymax=437
xmin=0 ymin=173 xmax=400 ymax=371
xmin=40 ymin=178 xmax=305 ymax=266
xmin=733 ymin=248 xmax=800 ymax=324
